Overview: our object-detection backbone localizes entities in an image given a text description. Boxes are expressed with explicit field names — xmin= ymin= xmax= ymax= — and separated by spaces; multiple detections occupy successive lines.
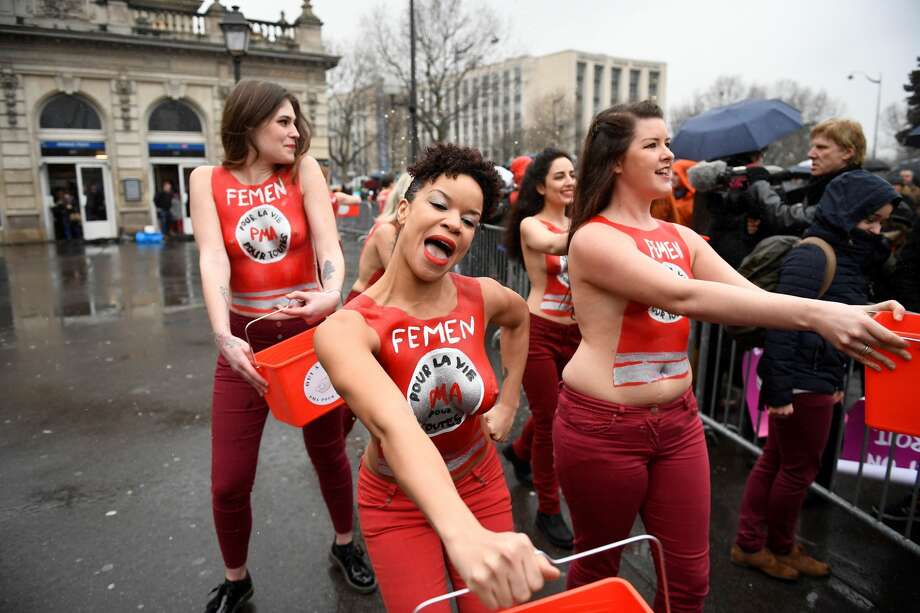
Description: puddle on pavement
xmin=0 ymin=241 xmax=203 ymax=340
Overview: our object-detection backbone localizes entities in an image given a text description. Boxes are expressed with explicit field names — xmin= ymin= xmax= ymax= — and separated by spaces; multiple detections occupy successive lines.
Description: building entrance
xmin=151 ymin=162 xmax=201 ymax=236
xmin=44 ymin=163 xmax=116 ymax=241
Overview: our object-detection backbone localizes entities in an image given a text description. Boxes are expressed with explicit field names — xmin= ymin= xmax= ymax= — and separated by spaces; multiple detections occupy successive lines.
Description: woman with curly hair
xmin=501 ymin=147 xmax=580 ymax=550
xmin=316 ymin=143 xmax=558 ymax=611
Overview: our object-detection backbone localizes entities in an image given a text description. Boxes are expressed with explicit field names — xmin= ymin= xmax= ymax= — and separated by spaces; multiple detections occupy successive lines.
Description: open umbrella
xmin=863 ymin=158 xmax=891 ymax=173
xmin=787 ymin=159 xmax=812 ymax=176
xmin=671 ymin=98 xmax=803 ymax=162
xmin=906 ymin=126 xmax=920 ymax=148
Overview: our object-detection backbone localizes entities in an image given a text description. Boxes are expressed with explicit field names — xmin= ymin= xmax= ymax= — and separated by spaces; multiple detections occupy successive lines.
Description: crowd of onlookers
xmin=344 ymin=120 xmax=919 ymax=317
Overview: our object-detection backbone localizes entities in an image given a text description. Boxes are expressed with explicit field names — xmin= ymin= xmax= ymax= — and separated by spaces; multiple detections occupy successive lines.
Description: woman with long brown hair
xmin=554 ymin=100 xmax=909 ymax=613
xmin=501 ymin=147 xmax=580 ymax=550
xmin=190 ymin=80 xmax=375 ymax=613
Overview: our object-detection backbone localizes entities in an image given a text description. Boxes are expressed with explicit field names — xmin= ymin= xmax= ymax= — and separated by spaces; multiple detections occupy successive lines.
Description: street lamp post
xmin=220 ymin=5 xmax=251 ymax=84
xmin=848 ymin=71 xmax=882 ymax=160
xmin=408 ymin=0 xmax=419 ymax=162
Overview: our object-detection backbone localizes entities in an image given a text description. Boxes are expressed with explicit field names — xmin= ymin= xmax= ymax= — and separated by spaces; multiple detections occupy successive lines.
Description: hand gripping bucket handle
xmin=242 ymin=300 xmax=303 ymax=361
xmin=412 ymin=533 xmax=670 ymax=613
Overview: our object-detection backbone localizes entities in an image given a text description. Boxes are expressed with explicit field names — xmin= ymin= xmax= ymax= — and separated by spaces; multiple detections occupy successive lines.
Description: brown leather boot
xmin=772 ymin=544 xmax=831 ymax=577
xmin=730 ymin=545 xmax=800 ymax=581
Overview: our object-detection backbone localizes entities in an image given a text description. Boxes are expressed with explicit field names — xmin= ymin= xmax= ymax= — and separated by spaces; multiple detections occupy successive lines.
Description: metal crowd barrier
xmin=456 ymin=221 xmax=920 ymax=556
xmin=690 ymin=320 xmax=920 ymax=556
xmin=336 ymin=200 xmax=378 ymax=238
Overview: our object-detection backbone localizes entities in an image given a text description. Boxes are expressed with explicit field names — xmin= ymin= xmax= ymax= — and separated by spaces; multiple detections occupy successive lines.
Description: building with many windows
xmin=0 ymin=0 xmax=336 ymax=243
xmin=447 ymin=49 xmax=667 ymax=162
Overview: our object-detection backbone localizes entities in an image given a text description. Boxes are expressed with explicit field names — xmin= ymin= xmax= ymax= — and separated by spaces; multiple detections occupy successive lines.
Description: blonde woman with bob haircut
xmin=190 ymin=80 xmax=375 ymax=613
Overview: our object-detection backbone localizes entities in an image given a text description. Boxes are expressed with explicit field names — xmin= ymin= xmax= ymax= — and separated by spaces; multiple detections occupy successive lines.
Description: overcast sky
xmin=212 ymin=0 xmax=919 ymax=158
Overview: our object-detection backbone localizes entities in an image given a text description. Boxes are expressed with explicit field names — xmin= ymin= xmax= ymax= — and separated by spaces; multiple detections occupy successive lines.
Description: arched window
xmin=39 ymin=94 xmax=102 ymax=130
xmin=148 ymin=100 xmax=202 ymax=132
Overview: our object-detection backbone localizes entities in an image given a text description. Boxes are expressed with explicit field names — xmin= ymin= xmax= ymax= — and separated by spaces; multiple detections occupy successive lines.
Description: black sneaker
xmin=535 ymin=512 xmax=574 ymax=550
xmin=329 ymin=541 xmax=377 ymax=594
xmin=502 ymin=444 xmax=533 ymax=487
xmin=204 ymin=572 xmax=253 ymax=613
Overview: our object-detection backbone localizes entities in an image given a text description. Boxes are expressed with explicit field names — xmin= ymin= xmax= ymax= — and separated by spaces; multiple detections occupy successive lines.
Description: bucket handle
xmin=242 ymin=299 xmax=304 ymax=363
xmin=412 ymin=533 xmax=670 ymax=613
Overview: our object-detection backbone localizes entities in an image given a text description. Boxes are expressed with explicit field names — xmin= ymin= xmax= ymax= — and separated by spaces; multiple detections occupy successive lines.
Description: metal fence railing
xmin=453 ymin=221 xmax=920 ymax=556
xmin=336 ymin=201 xmax=378 ymax=238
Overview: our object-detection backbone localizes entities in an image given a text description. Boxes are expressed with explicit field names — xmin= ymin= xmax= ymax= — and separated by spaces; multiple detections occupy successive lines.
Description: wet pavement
xmin=1 ymin=239 xmax=917 ymax=612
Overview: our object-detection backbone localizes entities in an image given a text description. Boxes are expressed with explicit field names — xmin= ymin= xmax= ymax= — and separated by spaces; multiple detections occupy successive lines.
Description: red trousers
xmin=735 ymin=392 xmax=835 ymax=554
xmin=511 ymin=315 xmax=580 ymax=514
xmin=210 ymin=312 xmax=354 ymax=569
xmin=553 ymin=385 xmax=710 ymax=613
xmin=358 ymin=445 xmax=513 ymax=613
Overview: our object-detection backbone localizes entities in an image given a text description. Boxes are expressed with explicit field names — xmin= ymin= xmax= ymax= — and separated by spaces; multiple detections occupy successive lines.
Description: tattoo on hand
xmin=219 ymin=286 xmax=230 ymax=306
xmin=215 ymin=333 xmax=242 ymax=350
xmin=322 ymin=260 xmax=335 ymax=282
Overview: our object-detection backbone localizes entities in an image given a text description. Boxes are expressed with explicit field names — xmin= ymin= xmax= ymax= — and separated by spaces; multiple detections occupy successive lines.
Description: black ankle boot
xmin=535 ymin=512 xmax=574 ymax=550
xmin=502 ymin=444 xmax=533 ymax=486
xmin=329 ymin=541 xmax=377 ymax=594
xmin=204 ymin=572 xmax=253 ymax=613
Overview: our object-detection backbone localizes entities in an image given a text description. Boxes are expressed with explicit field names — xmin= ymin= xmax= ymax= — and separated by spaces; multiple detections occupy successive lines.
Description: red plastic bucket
xmin=252 ymin=326 xmax=344 ymax=427
xmin=865 ymin=311 xmax=920 ymax=437
xmin=412 ymin=534 xmax=668 ymax=613
xmin=503 ymin=577 xmax=652 ymax=612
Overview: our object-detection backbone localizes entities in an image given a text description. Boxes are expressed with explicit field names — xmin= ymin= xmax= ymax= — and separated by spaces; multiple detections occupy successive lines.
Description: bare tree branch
xmin=362 ymin=0 xmax=506 ymax=144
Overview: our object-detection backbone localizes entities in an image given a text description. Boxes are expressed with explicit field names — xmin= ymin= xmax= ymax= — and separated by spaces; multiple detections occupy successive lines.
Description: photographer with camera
xmin=756 ymin=119 xmax=866 ymax=235
xmin=689 ymin=149 xmax=774 ymax=267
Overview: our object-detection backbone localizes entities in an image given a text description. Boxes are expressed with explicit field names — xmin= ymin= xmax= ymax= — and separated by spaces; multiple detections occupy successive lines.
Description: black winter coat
xmin=758 ymin=170 xmax=900 ymax=407
xmin=894 ymin=216 xmax=920 ymax=312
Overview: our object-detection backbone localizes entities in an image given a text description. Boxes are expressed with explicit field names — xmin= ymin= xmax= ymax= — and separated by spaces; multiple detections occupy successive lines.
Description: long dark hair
xmin=568 ymin=100 xmax=664 ymax=246
xmin=504 ymin=147 xmax=572 ymax=264
xmin=220 ymin=80 xmax=311 ymax=179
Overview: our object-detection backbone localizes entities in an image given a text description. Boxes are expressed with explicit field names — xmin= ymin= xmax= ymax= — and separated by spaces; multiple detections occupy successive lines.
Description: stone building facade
xmin=0 ymin=0 xmax=337 ymax=243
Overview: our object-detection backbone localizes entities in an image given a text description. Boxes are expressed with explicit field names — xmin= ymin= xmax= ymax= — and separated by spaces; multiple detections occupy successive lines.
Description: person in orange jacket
xmin=509 ymin=155 xmax=533 ymax=208
xmin=672 ymin=159 xmax=696 ymax=226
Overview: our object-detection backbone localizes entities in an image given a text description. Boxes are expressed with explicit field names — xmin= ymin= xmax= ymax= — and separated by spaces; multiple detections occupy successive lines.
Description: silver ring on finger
xmin=861 ymin=343 xmax=872 ymax=356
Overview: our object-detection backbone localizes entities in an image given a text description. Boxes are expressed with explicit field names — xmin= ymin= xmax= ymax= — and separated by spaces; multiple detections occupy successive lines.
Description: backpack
xmin=728 ymin=235 xmax=837 ymax=349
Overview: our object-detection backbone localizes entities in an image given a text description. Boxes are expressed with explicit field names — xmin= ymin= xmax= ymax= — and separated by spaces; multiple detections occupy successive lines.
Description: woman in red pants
xmin=190 ymin=80 xmax=375 ymax=613
xmin=501 ymin=147 xmax=580 ymax=549
xmin=554 ymin=100 xmax=909 ymax=613
xmin=316 ymin=143 xmax=558 ymax=612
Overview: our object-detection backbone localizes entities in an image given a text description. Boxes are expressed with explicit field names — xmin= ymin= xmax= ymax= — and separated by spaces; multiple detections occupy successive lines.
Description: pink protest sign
xmin=741 ymin=349 xmax=769 ymax=438
xmin=838 ymin=399 xmax=920 ymax=484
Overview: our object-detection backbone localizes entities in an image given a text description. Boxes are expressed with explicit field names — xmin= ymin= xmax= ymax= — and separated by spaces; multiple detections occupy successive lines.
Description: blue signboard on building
xmin=40 ymin=141 xmax=106 ymax=157
xmin=148 ymin=143 xmax=206 ymax=158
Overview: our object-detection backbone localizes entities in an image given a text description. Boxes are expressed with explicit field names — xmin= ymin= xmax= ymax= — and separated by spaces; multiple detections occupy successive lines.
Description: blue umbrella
xmin=671 ymin=98 xmax=803 ymax=161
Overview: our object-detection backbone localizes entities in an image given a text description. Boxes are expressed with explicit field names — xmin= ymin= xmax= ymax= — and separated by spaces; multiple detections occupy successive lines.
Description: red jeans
xmin=211 ymin=312 xmax=354 ymax=569
xmin=512 ymin=315 xmax=580 ymax=514
xmin=358 ymin=445 xmax=513 ymax=613
xmin=554 ymin=385 xmax=710 ymax=613
xmin=735 ymin=392 xmax=835 ymax=554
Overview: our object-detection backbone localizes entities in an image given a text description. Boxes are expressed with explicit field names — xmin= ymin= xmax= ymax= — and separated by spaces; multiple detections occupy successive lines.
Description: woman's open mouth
xmin=423 ymin=235 xmax=456 ymax=266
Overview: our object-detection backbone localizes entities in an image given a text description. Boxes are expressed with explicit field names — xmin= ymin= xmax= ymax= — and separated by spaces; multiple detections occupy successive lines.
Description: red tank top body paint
xmin=588 ymin=216 xmax=693 ymax=387
xmin=211 ymin=166 xmax=319 ymax=315
xmin=346 ymin=274 xmax=499 ymax=477
xmin=535 ymin=219 xmax=573 ymax=317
